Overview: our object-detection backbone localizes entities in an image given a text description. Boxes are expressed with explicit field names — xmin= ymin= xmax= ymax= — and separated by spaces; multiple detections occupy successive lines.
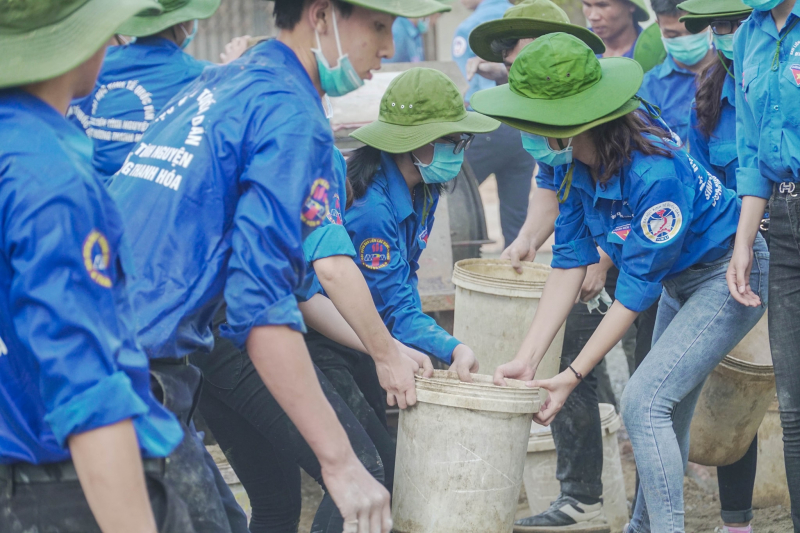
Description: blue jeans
xmin=622 ymin=236 xmax=769 ymax=533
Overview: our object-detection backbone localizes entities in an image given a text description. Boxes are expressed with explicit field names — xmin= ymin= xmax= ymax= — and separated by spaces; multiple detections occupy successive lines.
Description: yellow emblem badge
xmin=82 ymin=230 xmax=112 ymax=288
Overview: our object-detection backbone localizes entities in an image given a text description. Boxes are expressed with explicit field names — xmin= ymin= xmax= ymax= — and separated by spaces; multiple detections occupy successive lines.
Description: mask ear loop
xmin=314 ymin=8 xmax=344 ymax=64
xmin=556 ymin=163 xmax=575 ymax=204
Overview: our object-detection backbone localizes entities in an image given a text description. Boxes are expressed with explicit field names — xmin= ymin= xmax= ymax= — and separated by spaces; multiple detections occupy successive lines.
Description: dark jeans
xmin=766 ymin=190 xmax=800 ymax=531
xmin=150 ymin=362 xmax=242 ymax=533
xmin=718 ymin=437 xmax=758 ymax=524
xmin=305 ymin=329 xmax=396 ymax=491
xmin=191 ymin=333 xmax=385 ymax=533
xmin=465 ymin=122 xmax=535 ymax=245
xmin=0 ymin=466 xmax=196 ymax=533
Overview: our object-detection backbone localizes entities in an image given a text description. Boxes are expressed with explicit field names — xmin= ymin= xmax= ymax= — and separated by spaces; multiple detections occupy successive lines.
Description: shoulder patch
xmin=301 ymin=179 xmax=330 ymax=227
xmin=83 ymin=230 xmax=113 ymax=288
xmin=453 ymin=36 xmax=467 ymax=58
xmin=641 ymin=202 xmax=682 ymax=243
xmin=360 ymin=238 xmax=391 ymax=270
xmin=327 ymin=193 xmax=342 ymax=225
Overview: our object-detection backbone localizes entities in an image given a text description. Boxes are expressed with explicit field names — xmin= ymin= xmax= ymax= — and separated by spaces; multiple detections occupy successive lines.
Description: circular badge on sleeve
xmin=641 ymin=202 xmax=682 ymax=243
xmin=360 ymin=238 xmax=391 ymax=270
xmin=453 ymin=36 xmax=467 ymax=58
xmin=83 ymin=229 xmax=112 ymax=288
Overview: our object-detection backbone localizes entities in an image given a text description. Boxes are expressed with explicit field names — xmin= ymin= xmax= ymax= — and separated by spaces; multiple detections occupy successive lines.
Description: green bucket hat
xmin=0 ymin=0 xmax=161 ymax=89
xmin=678 ymin=0 xmax=752 ymax=33
xmin=118 ymin=0 xmax=221 ymax=37
xmin=470 ymin=33 xmax=643 ymax=137
xmin=470 ymin=0 xmax=605 ymax=62
xmin=627 ymin=0 xmax=651 ymax=22
xmin=351 ymin=68 xmax=500 ymax=153
xmin=261 ymin=0 xmax=451 ymax=18
xmin=633 ymin=22 xmax=666 ymax=73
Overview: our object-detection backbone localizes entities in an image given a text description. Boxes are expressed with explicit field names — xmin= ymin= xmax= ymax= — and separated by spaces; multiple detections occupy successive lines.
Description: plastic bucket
xmin=521 ymin=404 xmax=627 ymax=532
xmin=392 ymin=370 xmax=540 ymax=533
xmin=753 ymin=398 xmax=790 ymax=508
xmin=452 ymin=259 xmax=565 ymax=386
xmin=688 ymin=313 xmax=775 ymax=466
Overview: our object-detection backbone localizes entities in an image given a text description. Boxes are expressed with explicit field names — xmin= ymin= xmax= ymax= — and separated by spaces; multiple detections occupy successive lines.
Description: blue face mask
xmin=413 ymin=142 xmax=464 ymax=184
xmin=713 ymin=33 xmax=735 ymax=60
xmin=741 ymin=0 xmax=784 ymax=11
xmin=521 ymin=132 xmax=573 ymax=167
xmin=312 ymin=8 xmax=364 ymax=97
xmin=417 ymin=18 xmax=430 ymax=34
xmin=180 ymin=20 xmax=198 ymax=50
xmin=662 ymin=31 xmax=711 ymax=66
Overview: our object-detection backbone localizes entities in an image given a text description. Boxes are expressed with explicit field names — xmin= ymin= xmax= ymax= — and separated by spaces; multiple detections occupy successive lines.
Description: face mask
xmin=413 ymin=143 xmax=464 ymax=184
xmin=741 ymin=0 xmax=784 ymax=11
xmin=417 ymin=18 xmax=430 ymax=34
xmin=312 ymin=8 xmax=364 ymax=97
xmin=713 ymin=33 xmax=734 ymax=60
xmin=180 ymin=20 xmax=198 ymax=50
xmin=521 ymin=132 xmax=573 ymax=167
xmin=662 ymin=31 xmax=711 ymax=66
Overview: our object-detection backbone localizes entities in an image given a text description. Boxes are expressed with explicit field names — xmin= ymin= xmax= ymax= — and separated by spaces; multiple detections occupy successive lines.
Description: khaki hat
xmin=470 ymin=0 xmax=605 ymax=61
xmin=118 ymin=0 xmax=220 ymax=37
xmin=352 ymin=68 xmax=500 ymax=153
xmin=0 ymin=0 xmax=161 ymax=89
xmin=678 ymin=0 xmax=752 ymax=33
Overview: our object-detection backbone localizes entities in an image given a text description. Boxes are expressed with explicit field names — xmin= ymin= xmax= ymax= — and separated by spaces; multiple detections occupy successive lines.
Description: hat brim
xmin=118 ymin=0 xmax=221 ymax=37
xmin=351 ymin=111 xmax=500 ymax=153
xmin=680 ymin=11 xmax=752 ymax=33
xmin=497 ymin=98 xmax=641 ymax=138
xmin=0 ymin=0 xmax=160 ymax=89
xmin=470 ymin=57 xmax=643 ymax=128
xmin=633 ymin=22 xmax=667 ymax=73
xmin=344 ymin=0 xmax=451 ymax=17
xmin=470 ymin=18 xmax=606 ymax=62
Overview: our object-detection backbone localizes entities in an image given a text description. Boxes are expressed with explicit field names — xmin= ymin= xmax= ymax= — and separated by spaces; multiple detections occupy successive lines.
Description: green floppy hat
xmin=511 ymin=0 xmax=649 ymax=20
xmin=119 ymin=0 xmax=220 ymax=37
xmin=352 ymin=68 xmax=500 ymax=153
xmin=633 ymin=22 xmax=666 ymax=73
xmin=678 ymin=0 xmax=752 ymax=33
xmin=261 ymin=0 xmax=451 ymax=18
xmin=470 ymin=0 xmax=605 ymax=62
xmin=470 ymin=33 xmax=643 ymax=137
xmin=0 ymin=0 xmax=161 ymax=89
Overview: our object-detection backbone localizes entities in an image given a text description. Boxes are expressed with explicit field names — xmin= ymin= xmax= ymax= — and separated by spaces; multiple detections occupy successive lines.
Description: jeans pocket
xmin=753 ymin=251 xmax=770 ymax=305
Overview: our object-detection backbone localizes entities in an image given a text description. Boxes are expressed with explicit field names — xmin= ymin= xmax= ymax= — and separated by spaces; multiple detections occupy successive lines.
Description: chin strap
xmin=556 ymin=163 xmax=575 ymax=204
xmin=772 ymin=17 xmax=800 ymax=71
xmin=718 ymin=51 xmax=735 ymax=79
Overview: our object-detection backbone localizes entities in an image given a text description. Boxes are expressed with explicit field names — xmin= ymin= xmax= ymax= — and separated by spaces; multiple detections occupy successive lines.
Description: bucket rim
xmin=452 ymin=258 xmax=550 ymax=298
xmin=414 ymin=370 xmax=540 ymax=414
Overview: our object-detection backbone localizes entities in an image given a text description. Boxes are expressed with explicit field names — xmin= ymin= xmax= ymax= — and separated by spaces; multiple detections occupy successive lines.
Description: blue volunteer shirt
xmin=552 ymin=135 xmax=740 ymax=312
xmin=688 ymin=74 xmax=738 ymax=190
xmin=346 ymin=152 xmax=462 ymax=363
xmin=68 ymin=37 xmax=210 ymax=180
xmin=734 ymin=2 xmax=800 ymax=198
xmin=108 ymin=40 xmax=353 ymax=359
xmin=384 ymin=18 xmax=425 ymax=63
xmin=453 ymin=0 xmax=513 ymax=105
xmin=0 ymin=90 xmax=183 ymax=464
xmin=638 ymin=55 xmax=698 ymax=143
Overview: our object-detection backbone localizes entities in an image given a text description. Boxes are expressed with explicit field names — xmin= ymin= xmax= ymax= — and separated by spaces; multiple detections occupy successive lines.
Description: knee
xmin=621 ymin=377 xmax=648 ymax=431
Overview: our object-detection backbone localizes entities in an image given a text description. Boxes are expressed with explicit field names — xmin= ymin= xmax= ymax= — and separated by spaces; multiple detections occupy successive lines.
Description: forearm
xmin=247 ymin=325 xmax=353 ymax=467
xmin=515 ymin=267 xmax=586 ymax=367
xmin=299 ymin=293 xmax=367 ymax=352
xmin=313 ymin=255 xmax=396 ymax=360
xmin=597 ymin=248 xmax=614 ymax=271
xmin=517 ymin=188 xmax=559 ymax=251
xmin=570 ymin=301 xmax=638 ymax=376
xmin=735 ymin=196 xmax=769 ymax=247
xmin=69 ymin=419 xmax=157 ymax=533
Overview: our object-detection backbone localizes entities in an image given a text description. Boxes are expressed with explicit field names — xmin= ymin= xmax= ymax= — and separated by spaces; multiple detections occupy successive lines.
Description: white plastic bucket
xmin=452 ymin=259 xmax=565 ymax=386
xmin=521 ymin=404 xmax=627 ymax=532
xmin=753 ymin=398 xmax=790 ymax=508
xmin=392 ymin=370 xmax=540 ymax=533
xmin=688 ymin=313 xmax=775 ymax=466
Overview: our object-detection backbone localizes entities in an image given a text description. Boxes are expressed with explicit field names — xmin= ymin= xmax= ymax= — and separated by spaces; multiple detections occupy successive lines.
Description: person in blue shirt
xmin=345 ymin=67 xmax=497 ymax=376
xmin=68 ymin=0 xmax=220 ymax=180
xmin=637 ymin=0 xmax=716 ymax=143
xmin=383 ymin=16 xmax=429 ymax=63
xmin=109 ymin=0 xmax=450 ymax=532
xmin=0 ymin=1 xmax=193 ymax=532
xmin=472 ymin=34 xmax=768 ymax=533
xmin=728 ymin=0 xmax=800 ymax=528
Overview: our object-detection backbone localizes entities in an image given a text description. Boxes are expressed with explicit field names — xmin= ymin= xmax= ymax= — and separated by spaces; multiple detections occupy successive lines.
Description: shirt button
xmin=774 ymin=146 xmax=779 ymax=152
xmin=774 ymin=105 xmax=780 ymax=111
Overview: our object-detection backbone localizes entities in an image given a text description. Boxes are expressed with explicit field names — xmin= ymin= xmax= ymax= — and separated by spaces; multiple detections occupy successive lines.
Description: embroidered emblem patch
xmin=791 ymin=64 xmax=800 ymax=86
xmin=418 ymin=227 xmax=429 ymax=245
xmin=641 ymin=202 xmax=682 ymax=243
xmin=360 ymin=238 xmax=391 ymax=270
xmin=301 ymin=179 xmax=330 ymax=227
xmin=452 ymin=36 xmax=467 ymax=58
xmin=83 ymin=230 xmax=112 ymax=288
xmin=327 ymin=193 xmax=342 ymax=225
xmin=608 ymin=224 xmax=631 ymax=244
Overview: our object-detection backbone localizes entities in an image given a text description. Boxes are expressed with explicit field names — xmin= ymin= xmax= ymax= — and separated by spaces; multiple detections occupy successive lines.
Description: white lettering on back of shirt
xmin=0 ymin=335 xmax=7 ymax=357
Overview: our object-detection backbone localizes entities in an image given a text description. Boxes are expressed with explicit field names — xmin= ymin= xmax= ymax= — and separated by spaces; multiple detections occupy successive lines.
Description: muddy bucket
xmin=521 ymin=404 xmax=627 ymax=532
xmin=688 ymin=312 xmax=775 ymax=466
xmin=452 ymin=259 xmax=565 ymax=385
xmin=392 ymin=370 xmax=540 ymax=533
xmin=753 ymin=398 xmax=790 ymax=508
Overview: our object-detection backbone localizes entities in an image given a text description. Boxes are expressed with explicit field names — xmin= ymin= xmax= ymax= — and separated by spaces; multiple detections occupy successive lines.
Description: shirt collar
xmin=380 ymin=151 xmax=415 ymax=222
xmin=251 ymin=39 xmax=325 ymax=115
xmin=655 ymin=54 xmax=695 ymax=79
xmin=569 ymin=160 xmax=623 ymax=207
xmin=134 ymin=36 xmax=181 ymax=50
xmin=751 ymin=5 xmax=800 ymax=39
xmin=721 ymin=72 xmax=736 ymax=106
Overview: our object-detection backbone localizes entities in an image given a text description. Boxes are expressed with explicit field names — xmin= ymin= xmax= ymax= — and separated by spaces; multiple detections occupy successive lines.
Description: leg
xmin=766 ymin=193 xmax=800 ymax=532
xmin=717 ymin=436 xmax=758 ymax=527
xmin=199 ymin=428 xmax=250 ymax=533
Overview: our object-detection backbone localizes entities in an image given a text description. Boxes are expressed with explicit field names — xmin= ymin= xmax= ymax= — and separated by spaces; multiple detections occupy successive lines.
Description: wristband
xmin=568 ymin=364 xmax=583 ymax=380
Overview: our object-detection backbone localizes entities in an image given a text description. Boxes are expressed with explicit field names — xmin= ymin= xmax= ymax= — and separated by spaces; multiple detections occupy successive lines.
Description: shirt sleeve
xmin=5 ymin=177 xmax=149 ymax=446
xmin=535 ymin=162 xmax=557 ymax=191
xmin=551 ymin=170 xmax=600 ymax=269
xmin=616 ymin=166 xmax=693 ymax=312
xmin=349 ymin=201 xmax=460 ymax=364
xmin=734 ymin=37 xmax=772 ymax=199
xmin=452 ymin=24 xmax=473 ymax=83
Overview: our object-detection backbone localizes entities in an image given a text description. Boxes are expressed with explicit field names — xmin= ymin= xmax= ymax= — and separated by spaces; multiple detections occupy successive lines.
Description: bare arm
xmin=69 ymin=419 xmax=157 ymax=533
xmin=501 ymin=188 xmax=559 ymax=272
xmin=247 ymin=325 xmax=391 ymax=532
xmin=727 ymin=196 xmax=768 ymax=307
xmin=579 ymin=249 xmax=614 ymax=303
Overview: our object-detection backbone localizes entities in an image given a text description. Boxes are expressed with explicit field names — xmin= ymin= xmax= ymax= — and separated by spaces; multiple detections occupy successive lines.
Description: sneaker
xmin=513 ymin=494 xmax=610 ymax=532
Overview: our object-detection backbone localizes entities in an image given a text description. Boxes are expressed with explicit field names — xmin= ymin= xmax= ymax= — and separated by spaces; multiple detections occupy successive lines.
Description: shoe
xmin=513 ymin=494 xmax=611 ymax=532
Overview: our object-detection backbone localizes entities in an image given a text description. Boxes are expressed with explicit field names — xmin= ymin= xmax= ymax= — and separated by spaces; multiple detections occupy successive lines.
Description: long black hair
xmin=694 ymin=56 xmax=731 ymax=138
